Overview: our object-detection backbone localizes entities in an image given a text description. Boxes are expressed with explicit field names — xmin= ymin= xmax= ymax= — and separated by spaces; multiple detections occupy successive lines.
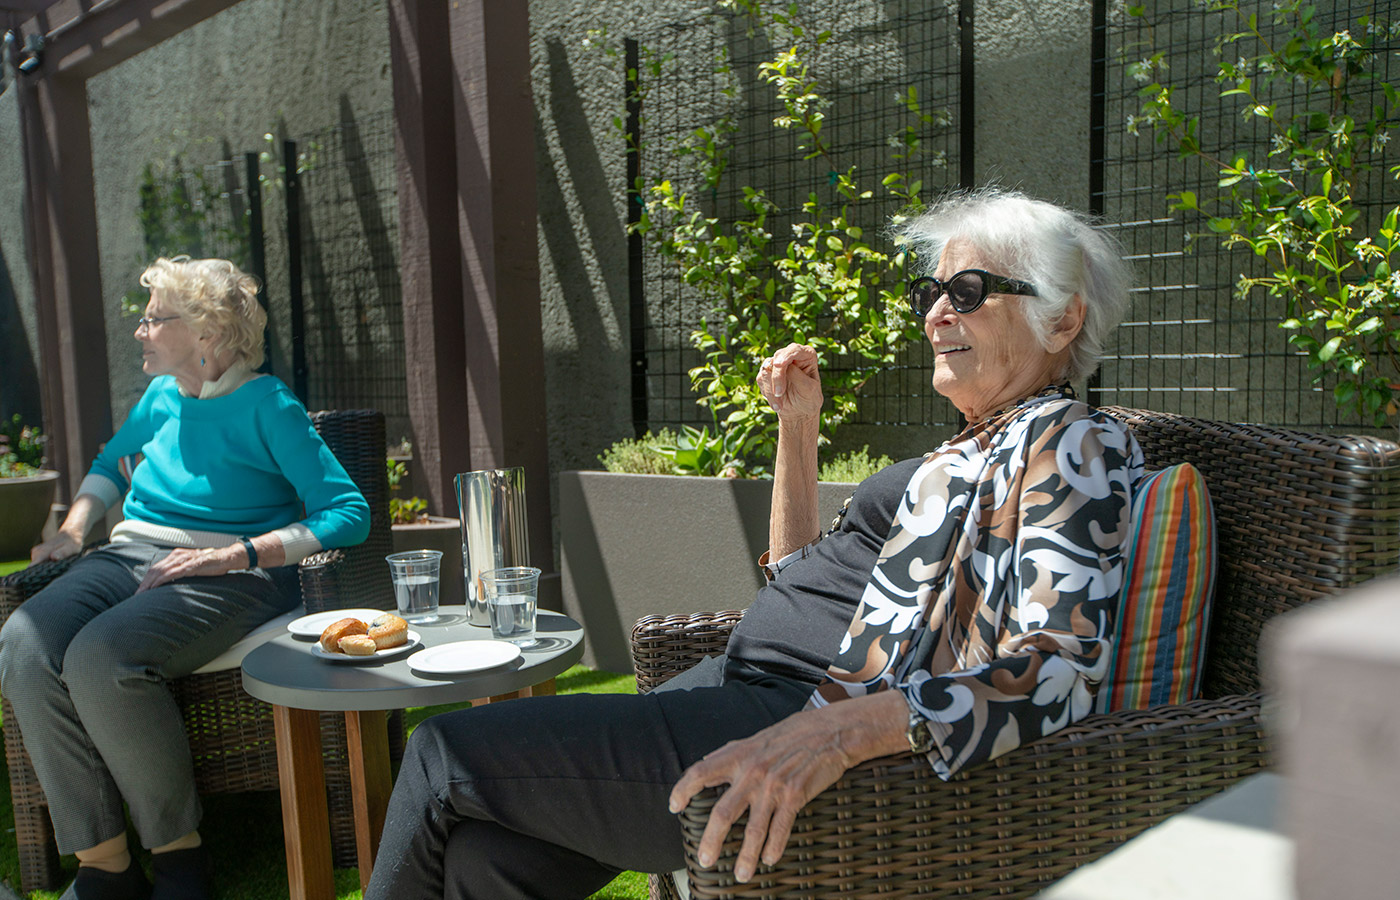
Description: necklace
xmin=974 ymin=383 xmax=1075 ymax=424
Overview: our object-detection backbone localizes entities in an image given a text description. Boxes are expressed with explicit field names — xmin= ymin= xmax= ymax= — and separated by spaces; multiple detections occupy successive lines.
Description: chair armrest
xmin=632 ymin=610 xmax=746 ymax=694
xmin=678 ymin=692 xmax=1268 ymax=899
xmin=0 ymin=557 xmax=81 ymax=625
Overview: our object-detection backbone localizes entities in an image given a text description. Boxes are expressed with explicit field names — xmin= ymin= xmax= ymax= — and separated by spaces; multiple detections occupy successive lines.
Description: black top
xmin=725 ymin=457 xmax=923 ymax=686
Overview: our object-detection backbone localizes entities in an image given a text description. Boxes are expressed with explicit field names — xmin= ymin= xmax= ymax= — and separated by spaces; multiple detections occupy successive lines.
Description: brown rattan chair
xmin=631 ymin=406 xmax=1400 ymax=900
xmin=0 ymin=408 xmax=405 ymax=893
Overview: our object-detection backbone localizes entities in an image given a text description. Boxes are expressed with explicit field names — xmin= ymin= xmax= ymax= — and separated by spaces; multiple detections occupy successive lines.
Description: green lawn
xmin=0 ymin=639 xmax=648 ymax=900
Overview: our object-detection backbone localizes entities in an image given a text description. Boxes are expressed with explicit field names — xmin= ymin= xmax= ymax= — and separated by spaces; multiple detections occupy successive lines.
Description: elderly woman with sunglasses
xmin=0 ymin=257 xmax=370 ymax=900
xmin=365 ymin=188 xmax=1143 ymax=900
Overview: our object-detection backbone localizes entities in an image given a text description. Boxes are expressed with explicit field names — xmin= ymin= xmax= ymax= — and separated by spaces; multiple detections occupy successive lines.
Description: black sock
xmin=150 ymin=846 xmax=210 ymax=900
xmin=64 ymin=856 xmax=151 ymax=900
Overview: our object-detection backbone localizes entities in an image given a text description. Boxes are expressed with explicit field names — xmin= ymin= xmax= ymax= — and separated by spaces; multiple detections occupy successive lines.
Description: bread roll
xmin=368 ymin=613 xmax=409 ymax=650
xmin=338 ymin=634 xmax=378 ymax=656
xmin=320 ymin=617 xmax=368 ymax=653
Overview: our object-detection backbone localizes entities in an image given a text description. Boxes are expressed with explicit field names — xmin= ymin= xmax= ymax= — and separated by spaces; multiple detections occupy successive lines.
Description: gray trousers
xmin=0 ymin=542 xmax=298 ymax=854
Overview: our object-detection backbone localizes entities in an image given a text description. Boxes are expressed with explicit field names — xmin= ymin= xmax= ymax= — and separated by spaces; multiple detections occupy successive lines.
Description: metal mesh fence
xmin=632 ymin=0 xmax=964 ymax=439
xmin=292 ymin=109 xmax=409 ymax=448
xmin=1098 ymin=0 xmax=1399 ymax=433
xmin=132 ymin=156 xmax=256 ymax=274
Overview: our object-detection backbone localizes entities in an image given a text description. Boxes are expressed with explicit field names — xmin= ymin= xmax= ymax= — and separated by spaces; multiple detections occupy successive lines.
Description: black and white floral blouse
xmin=806 ymin=386 xmax=1144 ymax=778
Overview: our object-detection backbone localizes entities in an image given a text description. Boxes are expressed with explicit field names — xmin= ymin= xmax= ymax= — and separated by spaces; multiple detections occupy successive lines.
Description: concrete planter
xmin=559 ymin=471 xmax=857 ymax=673
xmin=391 ymin=515 xmax=465 ymax=609
xmin=0 ymin=470 xmax=60 ymax=562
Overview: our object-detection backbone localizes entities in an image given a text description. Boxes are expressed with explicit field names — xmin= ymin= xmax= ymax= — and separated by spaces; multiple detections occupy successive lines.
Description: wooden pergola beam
xmin=391 ymin=0 xmax=554 ymax=592
xmin=10 ymin=0 xmax=246 ymax=499
xmin=14 ymin=0 xmax=242 ymax=79
xmin=0 ymin=1 xmax=57 ymax=15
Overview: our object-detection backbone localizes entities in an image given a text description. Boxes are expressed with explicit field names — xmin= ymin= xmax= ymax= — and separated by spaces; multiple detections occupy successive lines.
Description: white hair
xmin=896 ymin=187 xmax=1132 ymax=382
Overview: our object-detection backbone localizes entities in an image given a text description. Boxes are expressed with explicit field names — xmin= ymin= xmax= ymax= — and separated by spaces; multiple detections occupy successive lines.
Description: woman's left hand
xmin=668 ymin=691 xmax=908 ymax=883
xmin=136 ymin=546 xmax=243 ymax=593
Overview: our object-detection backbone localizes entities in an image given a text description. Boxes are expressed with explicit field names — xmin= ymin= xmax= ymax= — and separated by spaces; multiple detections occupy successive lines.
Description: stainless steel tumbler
xmin=454 ymin=467 xmax=530 ymax=626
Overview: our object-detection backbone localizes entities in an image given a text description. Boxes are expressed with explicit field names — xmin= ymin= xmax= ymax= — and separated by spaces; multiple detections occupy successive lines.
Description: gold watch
xmin=903 ymin=693 xmax=935 ymax=755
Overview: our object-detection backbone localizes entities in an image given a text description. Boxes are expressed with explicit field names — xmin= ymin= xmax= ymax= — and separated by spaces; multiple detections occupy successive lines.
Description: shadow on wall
xmin=536 ymin=38 xmax=630 ymax=469
xmin=0 ymin=245 xmax=42 ymax=424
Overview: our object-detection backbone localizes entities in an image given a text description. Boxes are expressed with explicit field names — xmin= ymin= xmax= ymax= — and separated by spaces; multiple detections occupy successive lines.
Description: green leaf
xmin=1317 ymin=336 xmax=1344 ymax=362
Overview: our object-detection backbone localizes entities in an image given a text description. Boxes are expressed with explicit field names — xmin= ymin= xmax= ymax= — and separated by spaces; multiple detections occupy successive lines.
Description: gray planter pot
xmin=559 ymin=471 xmax=857 ymax=673
xmin=391 ymin=515 xmax=465 ymax=609
xmin=0 ymin=470 xmax=60 ymax=562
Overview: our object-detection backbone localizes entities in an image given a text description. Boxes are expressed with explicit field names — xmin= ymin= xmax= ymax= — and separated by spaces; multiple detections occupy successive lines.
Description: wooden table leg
xmin=273 ymin=705 xmax=334 ymax=900
xmin=345 ymin=710 xmax=392 ymax=894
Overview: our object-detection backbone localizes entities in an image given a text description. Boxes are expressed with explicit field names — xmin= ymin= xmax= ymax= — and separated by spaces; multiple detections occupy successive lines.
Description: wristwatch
xmin=903 ymin=693 xmax=935 ymax=755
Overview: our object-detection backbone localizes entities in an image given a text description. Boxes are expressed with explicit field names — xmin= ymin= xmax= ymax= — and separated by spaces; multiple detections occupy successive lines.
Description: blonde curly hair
xmin=139 ymin=257 xmax=265 ymax=370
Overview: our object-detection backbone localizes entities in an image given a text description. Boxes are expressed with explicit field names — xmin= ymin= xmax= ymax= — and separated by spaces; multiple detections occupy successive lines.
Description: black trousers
xmin=365 ymin=657 xmax=810 ymax=900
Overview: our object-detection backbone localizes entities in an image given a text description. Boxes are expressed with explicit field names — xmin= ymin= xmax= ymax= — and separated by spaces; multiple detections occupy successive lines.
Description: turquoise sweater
xmin=86 ymin=375 xmax=370 ymax=552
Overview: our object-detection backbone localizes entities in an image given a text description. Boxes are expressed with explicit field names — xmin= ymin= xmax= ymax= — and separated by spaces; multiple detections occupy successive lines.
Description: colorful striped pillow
xmin=1096 ymin=463 xmax=1217 ymax=713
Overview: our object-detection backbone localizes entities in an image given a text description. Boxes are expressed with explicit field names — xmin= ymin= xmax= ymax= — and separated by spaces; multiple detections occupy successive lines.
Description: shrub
xmin=818 ymin=445 xmax=894 ymax=483
xmin=0 ymin=415 xmax=45 ymax=478
xmin=597 ymin=429 xmax=678 ymax=475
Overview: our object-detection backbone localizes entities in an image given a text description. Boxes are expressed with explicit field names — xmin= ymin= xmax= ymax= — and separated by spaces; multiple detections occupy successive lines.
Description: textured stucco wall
xmin=2 ymin=0 xmax=1103 ymax=485
xmin=528 ymin=0 xmax=705 ymax=477
xmin=86 ymin=0 xmax=394 ymax=423
xmin=973 ymin=0 xmax=1092 ymax=210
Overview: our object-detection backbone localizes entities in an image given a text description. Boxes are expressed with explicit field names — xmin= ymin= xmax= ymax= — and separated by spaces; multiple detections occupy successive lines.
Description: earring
xmin=200 ymin=356 xmax=206 ymax=367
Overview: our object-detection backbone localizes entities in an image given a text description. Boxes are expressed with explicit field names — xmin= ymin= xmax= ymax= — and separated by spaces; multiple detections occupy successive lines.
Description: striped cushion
xmin=1096 ymin=463 xmax=1217 ymax=713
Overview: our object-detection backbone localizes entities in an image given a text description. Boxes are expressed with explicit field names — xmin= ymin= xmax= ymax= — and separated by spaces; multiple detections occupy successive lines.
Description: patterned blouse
xmin=806 ymin=386 xmax=1144 ymax=778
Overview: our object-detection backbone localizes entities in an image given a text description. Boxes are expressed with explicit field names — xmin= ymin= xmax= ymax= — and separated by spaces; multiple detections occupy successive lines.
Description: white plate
xmin=310 ymin=631 xmax=421 ymax=663
xmin=408 ymin=640 xmax=521 ymax=675
xmin=287 ymin=608 xmax=392 ymax=638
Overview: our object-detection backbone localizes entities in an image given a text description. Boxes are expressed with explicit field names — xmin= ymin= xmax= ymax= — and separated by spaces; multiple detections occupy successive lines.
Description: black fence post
xmin=284 ymin=139 xmax=308 ymax=406
xmin=958 ymin=0 xmax=975 ymax=189
xmin=244 ymin=151 xmax=271 ymax=373
xmin=1087 ymin=0 xmax=1107 ymax=406
xmin=626 ymin=37 xmax=649 ymax=440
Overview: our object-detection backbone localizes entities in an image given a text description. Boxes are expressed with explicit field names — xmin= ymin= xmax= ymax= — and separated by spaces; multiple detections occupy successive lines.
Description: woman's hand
xmin=136 ymin=545 xmax=245 ymax=593
xmin=758 ymin=343 xmax=823 ymax=421
xmin=668 ymin=691 xmax=909 ymax=883
xmin=29 ymin=531 xmax=82 ymax=564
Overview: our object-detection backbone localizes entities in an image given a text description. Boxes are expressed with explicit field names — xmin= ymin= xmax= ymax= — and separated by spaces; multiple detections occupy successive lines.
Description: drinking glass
xmin=479 ymin=566 xmax=541 ymax=646
xmin=386 ymin=549 xmax=443 ymax=623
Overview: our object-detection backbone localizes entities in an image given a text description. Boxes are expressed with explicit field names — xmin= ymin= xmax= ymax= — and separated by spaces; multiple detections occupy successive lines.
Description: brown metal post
xmin=11 ymin=0 xmax=249 ymax=500
xmin=21 ymin=69 xmax=111 ymax=499
xmin=388 ymin=0 xmax=471 ymax=516
xmin=390 ymin=0 xmax=554 ymax=591
xmin=449 ymin=0 xmax=554 ymax=584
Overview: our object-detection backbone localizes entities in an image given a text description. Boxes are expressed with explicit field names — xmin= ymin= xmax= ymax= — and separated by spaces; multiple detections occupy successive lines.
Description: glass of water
xmin=479 ymin=566 xmax=542 ymax=647
xmin=386 ymin=549 xmax=443 ymax=624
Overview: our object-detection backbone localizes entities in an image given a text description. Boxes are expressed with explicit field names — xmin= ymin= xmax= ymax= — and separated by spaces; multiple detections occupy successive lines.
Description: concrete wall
xmin=85 ymin=0 xmax=394 ymax=424
xmin=1 ymin=0 xmax=1103 ymax=514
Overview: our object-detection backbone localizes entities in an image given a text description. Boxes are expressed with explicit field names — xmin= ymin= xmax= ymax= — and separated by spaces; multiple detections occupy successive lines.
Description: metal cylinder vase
xmin=454 ymin=467 xmax=530 ymax=626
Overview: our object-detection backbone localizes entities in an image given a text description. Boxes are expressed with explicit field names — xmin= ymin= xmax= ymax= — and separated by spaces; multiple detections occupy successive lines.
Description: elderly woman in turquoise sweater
xmin=0 ymin=257 xmax=370 ymax=900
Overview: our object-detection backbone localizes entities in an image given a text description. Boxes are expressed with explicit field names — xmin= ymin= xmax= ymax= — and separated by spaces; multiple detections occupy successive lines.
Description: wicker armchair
xmin=0 ymin=408 xmax=404 ymax=893
xmin=631 ymin=407 xmax=1400 ymax=900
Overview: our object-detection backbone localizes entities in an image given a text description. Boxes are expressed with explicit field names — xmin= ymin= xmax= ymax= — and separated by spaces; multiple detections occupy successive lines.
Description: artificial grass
xmin=0 ymin=663 xmax=647 ymax=900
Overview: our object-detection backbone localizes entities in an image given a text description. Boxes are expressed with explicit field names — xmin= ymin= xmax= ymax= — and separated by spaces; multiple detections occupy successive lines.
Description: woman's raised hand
xmin=757 ymin=343 xmax=822 ymax=421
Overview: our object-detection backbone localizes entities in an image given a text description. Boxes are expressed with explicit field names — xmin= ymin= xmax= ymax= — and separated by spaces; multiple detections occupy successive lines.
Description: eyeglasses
xmin=135 ymin=314 xmax=180 ymax=331
xmin=907 ymin=269 xmax=1038 ymax=317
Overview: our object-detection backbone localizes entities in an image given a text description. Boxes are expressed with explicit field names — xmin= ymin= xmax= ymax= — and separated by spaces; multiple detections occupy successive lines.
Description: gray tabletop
xmin=240 ymin=606 xmax=584 ymax=711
